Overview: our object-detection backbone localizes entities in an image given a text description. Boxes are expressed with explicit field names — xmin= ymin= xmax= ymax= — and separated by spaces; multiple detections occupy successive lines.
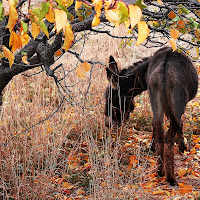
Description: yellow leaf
xmin=169 ymin=38 xmax=177 ymax=52
xmin=76 ymin=64 xmax=85 ymax=79
xmin=152 ymin=189 xmax=164 ymax=195
xmin=170 ymin=29 xmax=180 ymax=39
xmin=45 ymin=5 xmax=54 ymax=23
xmin=105 ymin=9 xmax=119 ymax=23
xmin=20 ymin=33 xmax=29 ymax=45
xmin=157 ymin=0 xmax=163 ymax=4
xmin=94 ymin=0 xmax=102 ymax=17
xmin=190 ymin=147 xmax=196 ymax=154
xmin=63 ymin=22 xmax=74 ymax=51
xmin=62 ymin=182 xmax=74 ymax=189
xmin=128 ymin=5 xmax=142 ymax=29
xmin=76 ymin=189 xmax=85 ymax=195
xmin=2 ymin=45 xmax=15 ymax=67
xmin=136 ymin=21 xmax=150 ymax=46
xmin=92 ymin=14 xmax=100 ymax=27
xmin=194 ymin=144 xmax=200 ymax=148
xmin=178 ymin=183 xmax=193 ymax=194
xmin=6 ymin=6 xmax=18 ymax=32
xmin=22 ymin=55 xmax=29 ymax=65
xmin=54 ymin=9 xmax=67 ymax=33
xmin=8 ymin=0 xmax=16 ymax=7
xmin=31 ymin=22 xmax=40 ymax=39
xmin=82 ymin=62 xmax=91 ymax=72
xmin=124 ymin=20 xmax=130 ymax=29
xmin=75 ymin=1 xmax=82 ymax=11
xmin=9 ymin=31 xmax=20 ymax=51
xmin=178 ymin=168 xmax=187 ymax=177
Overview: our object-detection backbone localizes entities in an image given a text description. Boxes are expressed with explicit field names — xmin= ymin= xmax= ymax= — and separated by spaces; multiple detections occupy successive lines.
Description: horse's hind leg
xmin=149 ymin=87 xmax=165 ymax=177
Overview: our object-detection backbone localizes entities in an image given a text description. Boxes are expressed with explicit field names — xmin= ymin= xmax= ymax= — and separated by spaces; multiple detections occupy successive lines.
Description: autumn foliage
xmin=0 ymin=0 xmax=199 ymax=199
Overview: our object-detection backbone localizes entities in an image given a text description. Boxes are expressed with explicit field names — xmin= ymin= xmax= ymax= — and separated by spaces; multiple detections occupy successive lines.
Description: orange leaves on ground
xmin=128 ymin=5 xmax=142 ymax=29
xmin=136 ymin=21 xmax=150 ymax=46
xmin=6 ymin=6 xmax=18 ymax=32
xmin=82 ymin=62 xmax=91 ymax=72
xmin=62 ymin=182 xmax=74 ymax=189
xmin=75 ymin=1 xmax=82 ymax=11
xmin=178 ymin=168 xmax=188 ymax=177
xmin=31 ymin=22 xmax=40 ymax=39
xmin=54 ymin=9 xmax=67 ymax=33
xmin=127 ymin=155 xmax=138 ymax=169
xmin=63 ymin=22 xmax=74 ymax=51
xmin=152 ymin=188 xmax=164 ymax=195
xmin=76 ymin=62 xmax=91 ymax=79
xmin=2 ymin=45 xmax=15 ymax=67
xmin=178 ymin=183 xmax=193 ymax=194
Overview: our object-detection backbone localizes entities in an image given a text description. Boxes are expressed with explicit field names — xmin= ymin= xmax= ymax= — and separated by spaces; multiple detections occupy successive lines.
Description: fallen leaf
xmin=76 ymin=64 xmax=85 ymax=79
xmin=178 ymin=168 xmax=187 ymax=177
xmin=82 ymin=62 xmax=91 ymax=72
xmin=152 ymin=189 xmax=164 ymax=195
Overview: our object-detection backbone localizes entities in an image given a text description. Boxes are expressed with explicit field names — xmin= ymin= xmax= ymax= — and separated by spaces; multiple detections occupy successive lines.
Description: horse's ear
xmin=106 ymin=56 xmax=119 ymax=89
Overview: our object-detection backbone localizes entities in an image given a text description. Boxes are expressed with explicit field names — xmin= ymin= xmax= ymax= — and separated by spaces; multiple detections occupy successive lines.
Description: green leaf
xmin=32 ymin=8 xmax=40 ymax=17
xmin=38 ymin=21 xmax=49 ymax=38
xmin=135 ymin=0 xmax=146 ymax=9
xmin=189 ymin=17 xmax=198 ymax=28
xmin=118 ymin=2 xmax=128 ymax=24
xmin=178 ymin=4 xmax=189 ymax=14
xmin=39 ymin=2 xmax=50 ymax=21
xmin=20 ymin=20 xmax=28 ymax=33
xmin=172 ymin=16 xmax=180 ymax=22
xmin=58 ymin=4 xmax=69 ymax=15
xmin=0 ymin=2 xmax=4 ymax=22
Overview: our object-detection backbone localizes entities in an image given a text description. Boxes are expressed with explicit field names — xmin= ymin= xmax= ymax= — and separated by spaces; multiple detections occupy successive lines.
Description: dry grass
xmin=0 ymin=26 xmax=199 ymax=199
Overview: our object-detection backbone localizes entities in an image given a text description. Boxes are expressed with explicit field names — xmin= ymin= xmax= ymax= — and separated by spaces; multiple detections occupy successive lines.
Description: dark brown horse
xmin=104 ymin=47 xmax=198 ymax=185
